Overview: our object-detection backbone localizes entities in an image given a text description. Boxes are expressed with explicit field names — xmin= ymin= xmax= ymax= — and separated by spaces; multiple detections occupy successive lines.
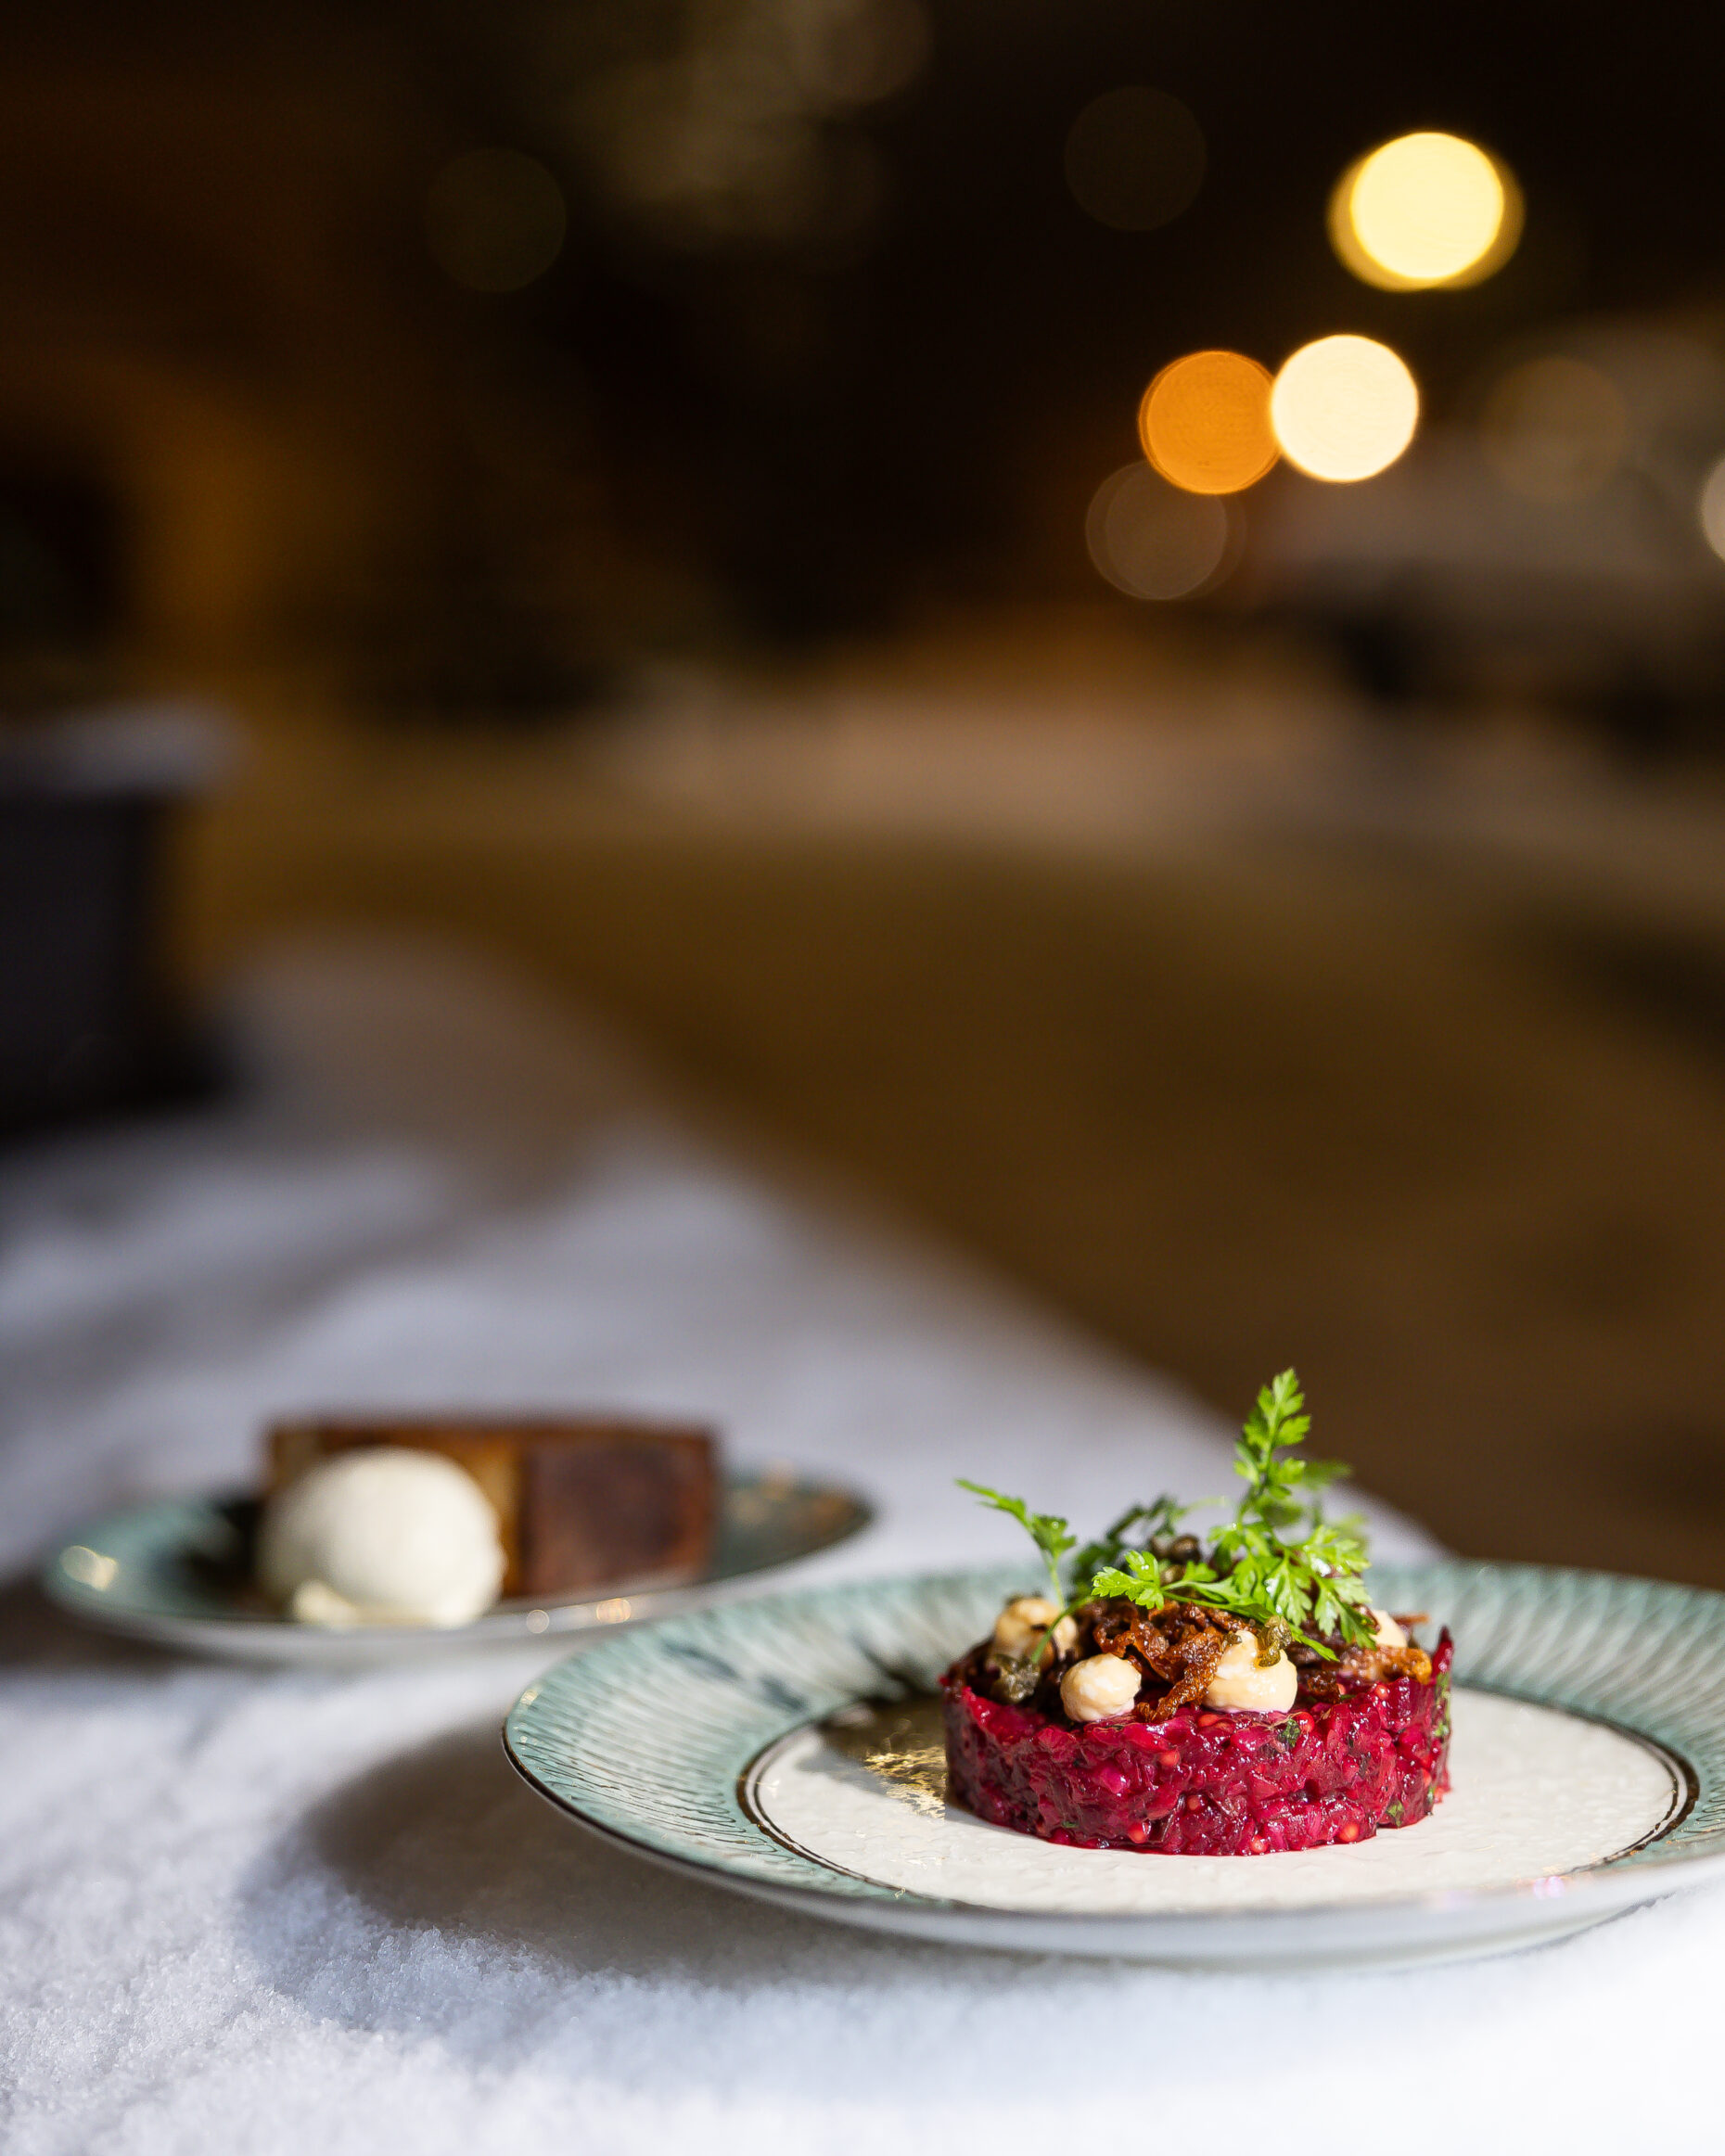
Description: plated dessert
xmin=45 ymin=1455 xmax=871 ymax=1662
xmin=945 ymin=1370 xmax=1451 ymax=1854
xmin=258 ymin=1415 xmax=718 ymax=1627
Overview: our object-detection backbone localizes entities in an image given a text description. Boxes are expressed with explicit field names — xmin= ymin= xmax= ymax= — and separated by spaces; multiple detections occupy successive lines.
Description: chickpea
xmin=1203 ymin=1628 xmax=1298 ymax=1713
xmin=992 ymin=1596 xmax=1079 ymax=1659
xmin=1059 ymin=1652 xmax=1142 ymax=1722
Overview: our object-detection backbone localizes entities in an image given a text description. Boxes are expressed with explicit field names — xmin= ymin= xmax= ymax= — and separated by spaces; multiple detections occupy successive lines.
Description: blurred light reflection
xmin=1700 ymin=458 xmax=1725 ymax=563
xmin=61 ymin=1546 xmax=119 ymax=1589
xmin=1329 ymin=132 xmax=1520 ymax=290
xmin=1482 ymin=356 xmax=1629 ymax=503
xmin=426 ymin=149 xmax=568 ymax=292
xmin=1085 ymin=463 xmax=1234 ymax=598
xmin=1271 ymin=336 xmax=1419 ymax=482
xmin=577 ymin=0 xmax=924 ymax=251
xmin=1065 ymin=88 xmax=1207 ymax=233
xmin=1139 ymin=351 xmax=1278 ymax=495
xmin=788 ymin=0 xmax=928 ymax=105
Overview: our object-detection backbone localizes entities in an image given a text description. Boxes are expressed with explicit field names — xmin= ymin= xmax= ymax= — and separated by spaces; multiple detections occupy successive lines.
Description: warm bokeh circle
xmin=1138 ymin=351 xmax=1279 ymax=495
xmin=1271 ymin=335 xmax=1420 ymax=481
xmin=1328 ymin=132 xmax=1522 ymax=291
xmin=1085 ymin=462 xmax=1236 ymax=599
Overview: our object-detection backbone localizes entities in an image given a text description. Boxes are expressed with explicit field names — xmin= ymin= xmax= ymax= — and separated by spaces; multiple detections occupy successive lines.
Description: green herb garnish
xmin=1067 ymin=1496 xmax=1195 ymax=1588
xmin=1208 ymin=1368 xmax=1374 ymax=1650
xmin=960 ymin=1368 xmax=1375 ymax=1658
xmin=955 ymin=1482 xmax=1074 ymax=1608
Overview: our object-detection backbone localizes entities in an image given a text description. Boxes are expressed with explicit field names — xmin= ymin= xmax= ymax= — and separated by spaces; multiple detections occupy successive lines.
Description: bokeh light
xmin=1270 ymin=336 xmax=1419 ymax=482
xmin=1064 ymin=88 xmax=1207 ymax=233
xmin=1329 ymin=132 xmax=1521 ymax=291
xmin=788 ymin=0 xmax=928 ymax=106
xmin=426 ymin=149 xmax=568 ymax=293
xmin=1138 ymin=351 xmax=1278 ymax=495
xmin=1702 ymin=458 xmax=1725 ymax=563
xmin=1085 ymin=463 xmax=1235 ymax=598
xmin=1481 ymin=355 xmax=1629 ymax=503
xmin=577 ymin=0 xmax=920 ymax=250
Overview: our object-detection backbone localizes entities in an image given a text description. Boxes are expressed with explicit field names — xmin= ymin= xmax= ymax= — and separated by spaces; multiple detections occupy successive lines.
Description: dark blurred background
xmin=8 ymin=0 xmax=1725 ymax=1584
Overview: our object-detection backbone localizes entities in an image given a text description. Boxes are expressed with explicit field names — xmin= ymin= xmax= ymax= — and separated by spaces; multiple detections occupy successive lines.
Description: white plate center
xmin=747 ymin=1689 xmax=1680 ymax=1914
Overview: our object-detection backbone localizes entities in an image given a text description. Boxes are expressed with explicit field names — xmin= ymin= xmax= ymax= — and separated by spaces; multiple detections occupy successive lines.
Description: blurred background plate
xmin=40 ymin=1466 xmax=872 ymax=1664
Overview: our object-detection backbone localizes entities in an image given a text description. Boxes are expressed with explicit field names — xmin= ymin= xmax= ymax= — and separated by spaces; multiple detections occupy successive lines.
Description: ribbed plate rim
xmin=502 ymin=1558 xmax=1725 ymax=1941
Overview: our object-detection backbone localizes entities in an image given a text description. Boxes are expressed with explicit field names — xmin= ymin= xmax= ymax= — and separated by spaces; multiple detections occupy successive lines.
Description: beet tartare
xmin=948 ymin=1369 xmax=1451 ymax=1854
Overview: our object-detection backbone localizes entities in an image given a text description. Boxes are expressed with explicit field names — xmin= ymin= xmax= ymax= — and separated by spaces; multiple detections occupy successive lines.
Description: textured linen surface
xmin=0 ymin=940 xmax=1713 ymax=2155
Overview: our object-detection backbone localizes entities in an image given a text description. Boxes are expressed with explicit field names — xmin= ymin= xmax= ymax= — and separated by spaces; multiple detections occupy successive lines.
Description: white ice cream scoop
xmin=257 ymin=1447 xmax=506 ymax=1627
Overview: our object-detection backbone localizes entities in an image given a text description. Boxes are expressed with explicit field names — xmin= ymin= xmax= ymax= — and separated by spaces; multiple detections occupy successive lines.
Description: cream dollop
xmin=257 ymin=1448 xmax=506 ymax=1627
xmin=1203 ymin=1628 xmax=1298 ymax=1713
xmin=1059 ymin=1652 xmax=1142 ymax=1722
xmin=993 ymin=1596 xmax=1079 ymax=1660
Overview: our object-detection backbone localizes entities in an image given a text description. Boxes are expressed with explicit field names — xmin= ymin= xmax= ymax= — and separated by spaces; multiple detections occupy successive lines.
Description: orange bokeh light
xmin=1137 ymin=351 xmax=1279 ymax=495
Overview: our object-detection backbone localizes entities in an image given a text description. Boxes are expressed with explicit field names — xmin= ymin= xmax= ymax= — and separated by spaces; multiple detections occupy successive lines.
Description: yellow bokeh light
xmin=1138 ymin=351 xmax=1278 ymax=495
xmin=1271 ymin=336 xmax=1419 ymax=482
xmin=1329 ymin=132 xmax=1521 ymax=291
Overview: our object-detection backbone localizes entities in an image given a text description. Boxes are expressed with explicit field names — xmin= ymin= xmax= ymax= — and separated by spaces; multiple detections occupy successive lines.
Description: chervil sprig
xmin=1067 ymin=1496 xmax=1193 ymax=1588
xmin=1225 ymin=1366 xmax=1344 ymax=1533
xmin=1206 ymin=1369 xmax=1374 ymax=1650
xmin=957 ymin=1369 xmax=1375 ymax=1659
xmin=957 ymin=1481 xmax=1074 ymax=1607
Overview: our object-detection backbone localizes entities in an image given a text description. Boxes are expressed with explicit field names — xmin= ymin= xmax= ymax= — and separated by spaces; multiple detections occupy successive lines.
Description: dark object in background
xmin=268 ymin=1416 xmax=722 ymax=1600
xmin=0 ymin=711 xmax=216 ymax=1137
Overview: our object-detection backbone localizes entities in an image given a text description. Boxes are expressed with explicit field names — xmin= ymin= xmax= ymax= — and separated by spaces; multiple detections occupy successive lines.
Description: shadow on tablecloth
xmin=0 ymin=1575 xmax=171 ymax=1671
xmin=236 ymin=1711 xmax=1144 ymax=2083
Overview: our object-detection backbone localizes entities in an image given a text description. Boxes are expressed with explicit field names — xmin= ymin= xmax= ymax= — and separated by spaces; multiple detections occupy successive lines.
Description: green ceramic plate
xmin=505 ymin=1560 xmax=1725 ymax=1969
xmin=42 ymin=1468 xmax=871 ymax=1663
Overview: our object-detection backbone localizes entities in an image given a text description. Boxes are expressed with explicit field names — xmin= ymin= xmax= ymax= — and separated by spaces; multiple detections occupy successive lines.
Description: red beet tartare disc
xmin=942 ymin=1630 xmax=1452 ymax=1855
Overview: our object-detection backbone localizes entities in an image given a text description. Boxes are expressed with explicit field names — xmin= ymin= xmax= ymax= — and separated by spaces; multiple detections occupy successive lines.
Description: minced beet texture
xmin=941 ymin=1633 xmax=1452 ymax=1854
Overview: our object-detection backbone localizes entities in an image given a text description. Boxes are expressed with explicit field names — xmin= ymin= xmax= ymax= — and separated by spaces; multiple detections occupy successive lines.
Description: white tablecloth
xmin=1 ymin=941 xmax=1714 ymax=2153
